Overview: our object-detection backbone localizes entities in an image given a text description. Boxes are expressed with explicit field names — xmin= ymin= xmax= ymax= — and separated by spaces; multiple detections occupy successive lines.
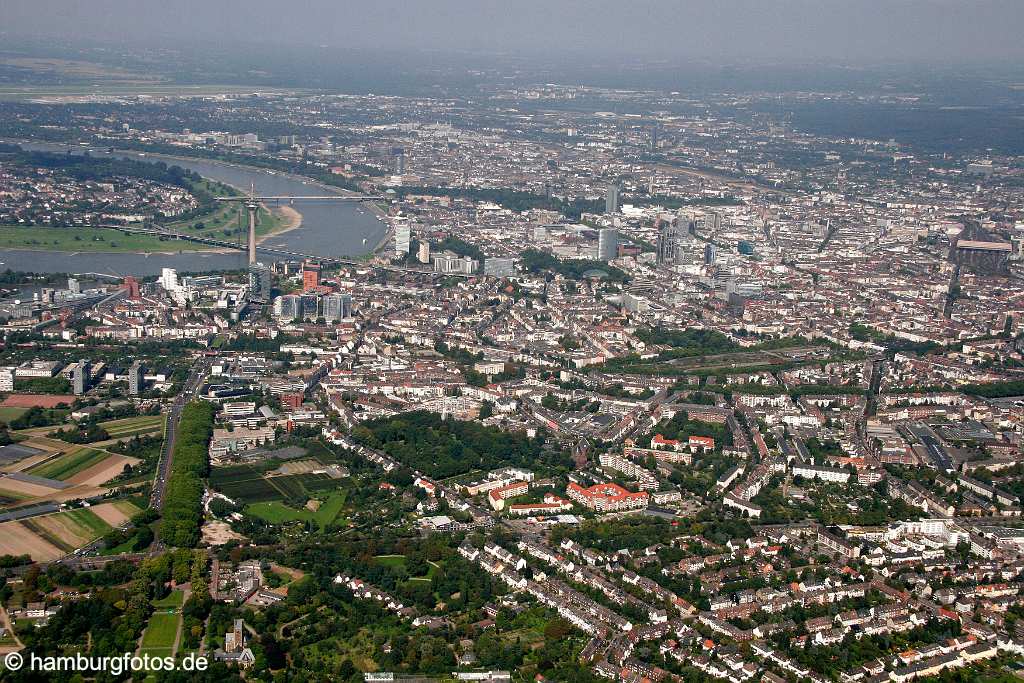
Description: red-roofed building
xmin=488 ymin=480 xmax=529 ymax=511
xmin=509 ymin=492 xmax=573 ymax=516
xmin=688 ymin=435 xmax=715 ymax=452
xmin=651 ymin=434 xmax=682 ymax=451
xmin=566 ymin=482 xmax=649 ymax=512
xmin=414 ymin=477 xmax=437 ymax=496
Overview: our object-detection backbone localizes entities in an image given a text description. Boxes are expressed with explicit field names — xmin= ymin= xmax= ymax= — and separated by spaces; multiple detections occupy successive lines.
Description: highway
xmin=150 ymin=358 xmax=211 ymax=514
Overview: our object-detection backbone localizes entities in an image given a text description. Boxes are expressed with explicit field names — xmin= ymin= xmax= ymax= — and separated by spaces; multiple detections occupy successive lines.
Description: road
xmin=150 ymin=359 xmax=211 ymax=515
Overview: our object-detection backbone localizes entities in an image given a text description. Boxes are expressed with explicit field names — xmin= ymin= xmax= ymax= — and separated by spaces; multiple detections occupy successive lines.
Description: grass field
xmin=374 ymin=554 xmax=406 ymax=568
xmin=300 ymin=628 xmax=379 ymax=673
xmin=27 ymin=447 xmax=108 ymax=480
xmin=0 ymin=406 xmax=28 ymax=423
xmin=245 ymin=491 xmax=347 ymax=530
xmin=139 ymin=612 xmax=179 ymax=656
xmin=153 ymin=590 xmax=185 ymax=609
xmin=0 ymin=204 xmax=285 ymax=254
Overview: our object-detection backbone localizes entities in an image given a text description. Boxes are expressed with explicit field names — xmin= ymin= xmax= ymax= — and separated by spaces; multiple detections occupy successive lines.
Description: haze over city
xmin=6 ymin=0 xmax=1024 ymax=63
xmin=0 ymin=3 xmax=1023 ymax=683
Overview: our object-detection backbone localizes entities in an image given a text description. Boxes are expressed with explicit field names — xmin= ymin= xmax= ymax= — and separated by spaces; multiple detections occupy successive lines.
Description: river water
xmin=3 ymin=143 xmax=389 ymax=276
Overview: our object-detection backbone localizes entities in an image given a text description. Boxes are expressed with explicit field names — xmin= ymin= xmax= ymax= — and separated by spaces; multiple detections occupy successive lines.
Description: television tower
xmin=215 ymin=185 xmax=385 ymax=264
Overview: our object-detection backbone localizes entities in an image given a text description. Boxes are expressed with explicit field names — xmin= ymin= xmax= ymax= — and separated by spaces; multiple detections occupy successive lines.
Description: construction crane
xmin=215 ymin=184 xmax=385 ymax=264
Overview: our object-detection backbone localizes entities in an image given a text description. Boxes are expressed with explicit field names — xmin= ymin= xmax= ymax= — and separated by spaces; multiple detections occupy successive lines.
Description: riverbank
xmin=0 ymin=143 xmax=387 ymax=274
xmin=0 ymin=204 xmax=296 ymax=255
xmin=267 ymin=205 xmax=303 ymax=243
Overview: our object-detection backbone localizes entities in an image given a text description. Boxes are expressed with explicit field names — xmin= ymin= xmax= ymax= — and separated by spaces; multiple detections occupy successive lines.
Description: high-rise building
xmin=160 ymin=268 xmax=179 ymax=292
xmin=274 ymin=295 xmax=301 ymax=320
xmin=483 ymin=258 xmax=516 ymax=277
xmin=128 ymin=361 xmax=145 ymax=396
xmin=715 ymin=269 xmax=737 ymax=301
xmin=67 ymin=278 xmax=81 ymax=295
xmin=300 ymin=294 xmax=319 ymax=320
xmin=248 ymin=263 xmax=273 ymax=303
xmin=71 ymin=360 xmax=89 ymax=396
xmin=703 ymin=211 xmax=722 ymax=233
xmin=657 ymin=221 xmax=680 ymax=265
xmin=678 ymin=210 xmax=697 ymax=237
xmin=605 ymin=184 xmax=619 ymax=214
xmin=323 ymin=294 xmax=353 ymax=321
xmin=597 ymin=229 xmax=618 ymax=261
xmin=418 ymin=241 xmax=431 ymax=264
xmin=704 ymin=243 xmax=717 ymax=265
xmin=432 ymin=251 xmax=478 ymax=274
xmin=395 ymin=223 xmax=411 ymax=255
xmin=301 ymin=260 xmax=321 ymax=291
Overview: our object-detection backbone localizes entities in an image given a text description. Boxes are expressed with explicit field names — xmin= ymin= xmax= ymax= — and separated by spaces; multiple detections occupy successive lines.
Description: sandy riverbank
xmin=260 ymin=205 xmax=302 ymax=244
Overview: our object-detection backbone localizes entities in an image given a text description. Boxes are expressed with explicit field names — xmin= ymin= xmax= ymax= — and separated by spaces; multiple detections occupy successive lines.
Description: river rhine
xmin=3 ymin=143 xmax=389 ymax=276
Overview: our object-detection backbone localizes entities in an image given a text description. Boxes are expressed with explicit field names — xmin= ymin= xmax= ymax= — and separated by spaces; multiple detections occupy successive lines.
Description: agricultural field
xmin=63 ymin=454 xmax=139 ymax=487
xmin=0 ymin=521 xmax=63 ymax=561
xmin=21 ymin=446 xmax=140 ymax=489
xmin=210 ymin=461 xmax=342 ymax=505
xmin=98 ymin=415 xmax=165 ymax=439
xmin=26 ymin=447 xmax=107 ymax=480
xmin=25 ymin=508 xmax=110 ymax=551
xmin=0 ymin=500 xmax=140 ymax=560
xmin=89 ymin=499 xmax=143 ymax=526
xmin=244 ymin=491 xmax=347 ymax=530
xmin=209 ymin=464 xmax=280 ymax=503
xmin=0 ymin=491 xmax=28 ymax=506
xmin=0 ymin=475 xmax=65 ymax=501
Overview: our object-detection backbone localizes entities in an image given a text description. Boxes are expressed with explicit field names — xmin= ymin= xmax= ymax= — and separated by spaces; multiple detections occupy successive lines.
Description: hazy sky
xmin=4 ymin=0 xmax=1024 ymax=64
